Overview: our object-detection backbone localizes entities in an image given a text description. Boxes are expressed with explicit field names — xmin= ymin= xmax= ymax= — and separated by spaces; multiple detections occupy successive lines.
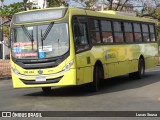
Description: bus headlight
xmin=62 ymin=60 xmax=74 ymax=71
xmin=11 ymin=67 xmax=20 ymax=74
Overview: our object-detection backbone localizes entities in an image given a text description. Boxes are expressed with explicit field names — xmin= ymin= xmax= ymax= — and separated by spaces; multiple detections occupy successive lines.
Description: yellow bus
xmin=9 ymin=7 xmax=158 ymax=93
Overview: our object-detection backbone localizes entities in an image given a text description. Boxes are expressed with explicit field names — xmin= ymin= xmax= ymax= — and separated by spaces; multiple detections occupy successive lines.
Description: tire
xmin=42 ymin=87 xmax=52 ymax=94
xmin=135 ymin=58 xmax=145 ymax=79
xmin=90 ymin=64 xmax=104 ymax=92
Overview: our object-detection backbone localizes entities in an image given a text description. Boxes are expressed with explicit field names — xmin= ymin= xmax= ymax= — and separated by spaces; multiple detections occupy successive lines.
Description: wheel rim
xmin=140 ymin=60 xmax=144 ymax=77
xmin=141 ymin=65 xmax=144 ymax=75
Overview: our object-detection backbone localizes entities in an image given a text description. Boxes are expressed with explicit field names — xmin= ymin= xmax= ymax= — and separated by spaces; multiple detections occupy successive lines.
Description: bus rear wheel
xmin=135 ymin=58 xmax=145 ymax=79
xmin=42 ymin=87 xmax=52 ymax=94
xmin=90 ymin=64 xmax=104 ymax=92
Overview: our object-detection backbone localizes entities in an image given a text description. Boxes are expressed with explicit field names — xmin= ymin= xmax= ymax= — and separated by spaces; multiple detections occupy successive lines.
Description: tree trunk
xmin=115 ymin=0 xmax=121 ymax=11
xmin=120 ymin=0 xmax=129 ymax=11
xmin=108 ymin=0 xmax=113 ymax=10
xmin=23 ymin=0 xmax=28 ymax=11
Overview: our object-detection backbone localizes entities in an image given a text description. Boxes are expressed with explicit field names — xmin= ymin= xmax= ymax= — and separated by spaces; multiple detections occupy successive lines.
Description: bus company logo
xmin=38 ymin=69 xmax=43 ymax=74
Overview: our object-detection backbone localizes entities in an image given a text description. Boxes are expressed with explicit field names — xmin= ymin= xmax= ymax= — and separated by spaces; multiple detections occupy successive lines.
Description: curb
xmin=0 ymin=77 xmax=11 ymax=80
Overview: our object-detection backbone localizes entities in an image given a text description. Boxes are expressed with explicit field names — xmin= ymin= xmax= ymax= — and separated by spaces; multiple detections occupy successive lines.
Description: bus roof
xmin=68 ymin=7 xmax=154 ymax=23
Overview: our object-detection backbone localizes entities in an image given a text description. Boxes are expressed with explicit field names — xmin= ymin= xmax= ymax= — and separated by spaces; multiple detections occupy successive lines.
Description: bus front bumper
xmin=11 ymin=68 xmax=77 ymax=88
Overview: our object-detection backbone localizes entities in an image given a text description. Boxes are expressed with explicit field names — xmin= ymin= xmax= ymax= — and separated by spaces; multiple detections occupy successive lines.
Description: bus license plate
xmin=36 ymin=76 xmax=46 ymax=82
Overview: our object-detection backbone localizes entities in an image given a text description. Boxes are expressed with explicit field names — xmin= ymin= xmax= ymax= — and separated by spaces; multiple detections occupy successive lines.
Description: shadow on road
xmin=25 ymin=71 xmax=160 ymax=97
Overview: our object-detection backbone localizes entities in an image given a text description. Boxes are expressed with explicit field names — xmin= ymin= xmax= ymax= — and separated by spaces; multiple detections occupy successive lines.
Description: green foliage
xmin=47 ymin=0 xmax=68 ymax=7
xmin=156 ymin=24 xmax=160 ymax=41
xmin=72 ymin=0 xmax=96 ymax=8
xmin=3 ymin=26 xmax=9 ymax=36
xmin=0 ymin=2 xmax=33 ymax=18
xmin=152 ymin=9 xmax=160 ymax=21
xmin=153 ymin=9 xmax=160 ymax=41
xmin=0 ymin=1 xmax=33 ymax=37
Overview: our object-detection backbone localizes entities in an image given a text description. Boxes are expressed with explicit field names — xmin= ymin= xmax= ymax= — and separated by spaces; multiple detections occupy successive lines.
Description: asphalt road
xmin=1 ymin=66 xmax=160 ymax=119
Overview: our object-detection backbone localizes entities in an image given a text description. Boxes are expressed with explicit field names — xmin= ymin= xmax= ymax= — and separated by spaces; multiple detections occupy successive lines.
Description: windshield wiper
xmin=41 ymin=22 xmax=54 ymax=49
xmin=21 ymin=25 xmax=34 ymax=50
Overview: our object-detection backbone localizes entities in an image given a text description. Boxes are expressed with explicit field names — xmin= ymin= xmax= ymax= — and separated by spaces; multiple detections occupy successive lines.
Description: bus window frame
xmin=141 ymin=23 xmax=150 ymax=42
xmin=72 ymin=16 xmax=91 ymax=54
xmin=88 ymin=18 xmax=102 ymax=44
xmin=123 ymin=22 xmax=134 ymax=43
xmin=100 ymin=20 xmax=114 ymax=44
xmin=72 ymin=15 xmax=157 ymax=51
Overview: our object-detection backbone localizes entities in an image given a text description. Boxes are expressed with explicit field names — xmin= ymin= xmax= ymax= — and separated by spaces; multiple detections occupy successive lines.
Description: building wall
xmin=28 ymin=0 xmax=47 ymax=8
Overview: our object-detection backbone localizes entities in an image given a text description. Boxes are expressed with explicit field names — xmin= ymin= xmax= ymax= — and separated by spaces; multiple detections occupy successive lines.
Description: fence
xmin=0 ymin=60 xmax=11 ymax=78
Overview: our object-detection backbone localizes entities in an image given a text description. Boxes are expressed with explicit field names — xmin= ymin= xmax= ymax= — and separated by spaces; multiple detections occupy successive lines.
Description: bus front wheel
xmin=42 ymin=87 xmax=52 ymax=94
xmin=90 ymin=64 xmax=104 ymax=92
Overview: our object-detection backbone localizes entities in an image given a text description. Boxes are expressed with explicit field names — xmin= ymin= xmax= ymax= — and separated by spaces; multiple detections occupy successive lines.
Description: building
xmin=28 ymin=0 xmax=48 ymax=8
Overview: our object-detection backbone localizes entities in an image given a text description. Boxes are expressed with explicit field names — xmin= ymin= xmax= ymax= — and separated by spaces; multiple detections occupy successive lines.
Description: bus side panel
xmin=116 ymin=45 xmax=130 ymax=75
xmin=76 ymin=51 xmax=92 ymax=85
xmin=103 ymin=45 xmax=118 ymax=78
xmin=144 ymin=43 xmax=158 ymax=69
xmin=145 ymin=57 xmax=156 ymax=69
xmin=129 ymin=60 xmax=138 ymax=73
xmin=104 ymin=45 xmax=131 ymax=78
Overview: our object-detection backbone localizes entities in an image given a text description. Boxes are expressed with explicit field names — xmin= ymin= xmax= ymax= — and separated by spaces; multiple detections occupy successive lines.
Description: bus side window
xmin=113 ymin=21 xmax=124 ymax=43
xmin=133 ymin=23 xmax=142 ymax=42
xmin=124 ymin=22 xmax=134 ymax=42
xmin=149 ymin=24 xmax=156 ymax=42
xmin=89 ymin=19 xmax=101 ymax=44
xmin=73 ymin=23 xmax=89 ymax=52
xmin=142 ymin=24 xmax=150 ymax=42
xmin=101 ymin=20 xmax=113 ymax=43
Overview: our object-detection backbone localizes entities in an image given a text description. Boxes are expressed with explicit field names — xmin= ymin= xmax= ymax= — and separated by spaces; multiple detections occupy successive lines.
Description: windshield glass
xmin=11 ymin=23 xmax=69 ymax=59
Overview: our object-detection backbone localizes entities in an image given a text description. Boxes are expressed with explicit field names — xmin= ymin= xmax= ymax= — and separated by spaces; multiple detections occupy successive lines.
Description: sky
xmin=4 ymin=0 xmax=23 ymax=5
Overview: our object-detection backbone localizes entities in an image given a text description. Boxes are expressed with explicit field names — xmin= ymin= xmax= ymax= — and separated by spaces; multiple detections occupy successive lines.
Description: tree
xmin=152 ymin=8 xmax=160 ymax=21
xmin=47 ymin=0 xmax=69 ymax=7
xmin=23 ymin=0 xmax=28 ymax=11
xmin=0 ymin=2 xmax=33 ymax=19
xmin=138 ymin=0 xmax=160 ymax=17
xmin=152 ymin=8 xmax=160 ymax=41
xmin=0 ymin=2 xmax=33 ymax=38
xmin=71 ymin=0 xmax=96 ymax=8
xmin=156 ymin=23 xmax=160 ymax=39
xmin=70 ymin=0 xmax=160 ymax=17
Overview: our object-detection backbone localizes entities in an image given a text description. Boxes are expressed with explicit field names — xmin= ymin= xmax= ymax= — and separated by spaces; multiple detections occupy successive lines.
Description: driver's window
xmin=73 ymin=23 xmax=89 ymax=52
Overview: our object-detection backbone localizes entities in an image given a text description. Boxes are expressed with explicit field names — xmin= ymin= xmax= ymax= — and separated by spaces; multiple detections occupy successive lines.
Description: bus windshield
xmin=11 ymin=23 xmax=69 ymax=59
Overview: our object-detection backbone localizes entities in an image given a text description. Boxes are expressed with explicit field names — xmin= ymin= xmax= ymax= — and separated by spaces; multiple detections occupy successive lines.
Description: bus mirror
xmin=0 ymin=29 xmax=3 ymax=42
